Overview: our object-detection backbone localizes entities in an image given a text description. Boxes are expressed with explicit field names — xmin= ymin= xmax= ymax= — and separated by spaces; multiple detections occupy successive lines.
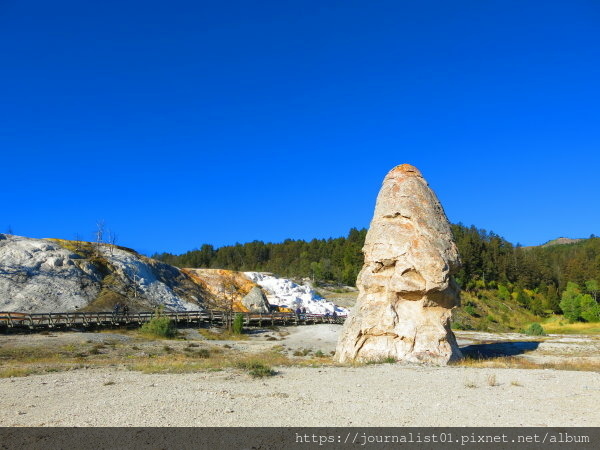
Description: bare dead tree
xmin=131 ymin=272 xmax=139 ymax=299
xmin=107 ymin=229 xmax=118 ymax=256
xmin=74 ymin=233 xmax=82 ymax=253
xmin=94 ymin=220 xmax=105 ymax=257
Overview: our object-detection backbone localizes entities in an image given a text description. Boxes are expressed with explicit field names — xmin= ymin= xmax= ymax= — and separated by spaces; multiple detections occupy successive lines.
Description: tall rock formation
xmin=334 ymin=164 xmax=462 ymax=365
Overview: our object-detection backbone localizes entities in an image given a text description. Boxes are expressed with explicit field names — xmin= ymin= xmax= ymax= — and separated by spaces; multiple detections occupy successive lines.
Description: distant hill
xmin=540 ymin=237 xmax=584 ymax=247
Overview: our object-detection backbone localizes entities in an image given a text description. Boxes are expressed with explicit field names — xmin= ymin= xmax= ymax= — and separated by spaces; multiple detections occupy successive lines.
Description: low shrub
xmin=196 ymin=349 xmax=211 ymax=359
xmin=464 ymin=305 xmax=477 ymax=316
xmin=523 ymin=323 xmax=546 ymax=336
xmin=236 ymin=361 xmax=276 ymax=378
xmin=140 ymin=315 xmax=177 ymax=338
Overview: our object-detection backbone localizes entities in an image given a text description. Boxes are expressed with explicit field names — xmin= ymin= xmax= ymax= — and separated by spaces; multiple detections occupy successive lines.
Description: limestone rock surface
xmin=241 ymin=286 xmax=270 ymax=313
xmin=0 ymin=234 xmax=101 ymax=312
xmin=334 ymin=164 xmax=462 ymax=365
xmin=0 ymin=234 xmax=204 ymax=312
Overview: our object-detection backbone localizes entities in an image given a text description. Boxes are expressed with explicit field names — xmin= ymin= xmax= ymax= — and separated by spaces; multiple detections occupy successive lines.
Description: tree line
xmin=155 ymin=227 xmax=367 ymax=286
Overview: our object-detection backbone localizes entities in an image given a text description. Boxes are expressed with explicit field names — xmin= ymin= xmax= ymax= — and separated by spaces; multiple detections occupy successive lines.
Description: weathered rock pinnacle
xmin=334 ymin=164 xmax=462 ymax=365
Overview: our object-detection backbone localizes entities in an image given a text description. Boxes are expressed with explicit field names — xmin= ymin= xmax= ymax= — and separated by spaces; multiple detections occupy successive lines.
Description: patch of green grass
xmin=541 ymin=316 xmax=600 ymax=334
xmin=198 ymin=328 xmax=248 ymax=341
xmin=365 ymin=356 xmax=396 ymax=365
xmin=0 ymin=367 xmax=37 ymax=378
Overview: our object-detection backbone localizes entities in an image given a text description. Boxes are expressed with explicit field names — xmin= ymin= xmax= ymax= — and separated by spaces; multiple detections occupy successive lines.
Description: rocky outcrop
xmin=0 ymin=234 xmax=205 ymax=312
xmin=241 ymin=286 xmax=270 ymax=313
xmin=181 ymin=268 xmax=266 ymax=312
xmin=334 ymin=164 xmax=462 ymax=365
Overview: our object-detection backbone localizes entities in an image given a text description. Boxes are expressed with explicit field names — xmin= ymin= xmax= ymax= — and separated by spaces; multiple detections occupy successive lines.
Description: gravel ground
xmin=1 ymin=325 xmax=599 ymax=427
xmin=1 ymin=364 xmax=599 ymax=427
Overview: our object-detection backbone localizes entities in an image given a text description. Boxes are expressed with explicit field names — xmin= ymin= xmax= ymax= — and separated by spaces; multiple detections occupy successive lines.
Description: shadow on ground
xmin=460 ymin=341 xmax=541 ymax=359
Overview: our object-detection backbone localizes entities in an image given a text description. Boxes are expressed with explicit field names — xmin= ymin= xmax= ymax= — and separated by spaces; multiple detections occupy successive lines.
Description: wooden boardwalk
xmin=0 ymin=310 xmax=346 ymax=331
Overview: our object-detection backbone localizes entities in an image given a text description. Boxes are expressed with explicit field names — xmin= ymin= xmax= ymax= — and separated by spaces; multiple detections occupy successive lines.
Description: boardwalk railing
xmin=0 ymin=310 xmax=346 ymax=330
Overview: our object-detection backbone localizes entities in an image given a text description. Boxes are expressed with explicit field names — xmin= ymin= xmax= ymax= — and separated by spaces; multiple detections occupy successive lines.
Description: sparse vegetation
xmin=293 ymin=348 xmax=312 ymax=357
xmin=0 ymin=367 xmax=37 ymax=378
xmin=0 ymin=332 xmax=344 ymax=379
xmin=454 ymin=355 xmax=600 ymax=372
xmin=365 ymin=357 xmax=396 ymax=365
xmin=486 ymin=374 xmax=498 ymax=386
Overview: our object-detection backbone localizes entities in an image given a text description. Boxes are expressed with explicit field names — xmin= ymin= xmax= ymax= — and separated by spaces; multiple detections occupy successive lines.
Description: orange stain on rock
xmin=388 ymin=164 xmax=422 ymax=178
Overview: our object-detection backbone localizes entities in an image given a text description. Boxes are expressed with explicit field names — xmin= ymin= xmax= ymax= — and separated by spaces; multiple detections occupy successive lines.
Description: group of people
xmin=295 ymin=307 xmax=338 ymax=320
xmin=112 ymin=302 xmax=129 ymax=318
xmin=295 ymin=307 xmax=308 ymax=316
xmin=324 ymin=310 xmax=338 ymax=320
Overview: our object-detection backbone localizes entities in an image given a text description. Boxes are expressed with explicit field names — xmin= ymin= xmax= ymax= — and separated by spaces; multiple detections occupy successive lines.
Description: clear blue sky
xmin=2 ymin=1 xmax=599 ymax=254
